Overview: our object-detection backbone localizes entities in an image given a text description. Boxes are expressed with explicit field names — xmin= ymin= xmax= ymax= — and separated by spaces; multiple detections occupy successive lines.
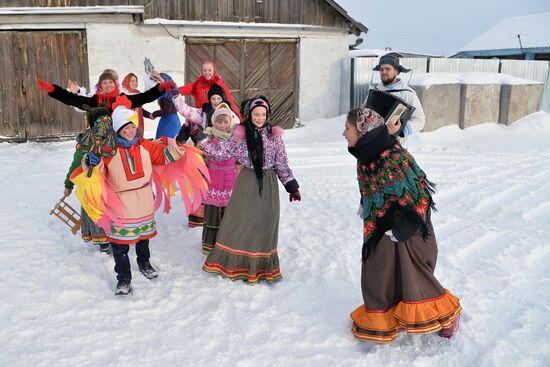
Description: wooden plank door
xmin=185 ymin=39 xmax=242 ymax=110
xmin=185 ymin=38 xmax=297 ymax=128
xmin=243 ymin=39 xmax=297 ymax=128
xmin=19 ymin=31 xmax=89 ymax=139
xmin=0 ymin=32 xmax=24 ymax=141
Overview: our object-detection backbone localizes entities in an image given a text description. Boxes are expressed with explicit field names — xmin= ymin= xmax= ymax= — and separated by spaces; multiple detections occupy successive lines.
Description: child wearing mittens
xmin=343 ymin=107 xmax=461 ymax=343
xmin=71 ymin=96 xmax=207 ymax=295
xmin=184 ymin=96 xmax=300 ymax=284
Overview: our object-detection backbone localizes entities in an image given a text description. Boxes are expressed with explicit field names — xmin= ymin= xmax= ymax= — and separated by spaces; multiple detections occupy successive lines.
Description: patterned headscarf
xmin=241 ymin=96 xmax=272 ymax=126
xmin=356 ymin=107 xmax=385 ymax=136
xmin=240 ymin=96 xmax=273 ymax=194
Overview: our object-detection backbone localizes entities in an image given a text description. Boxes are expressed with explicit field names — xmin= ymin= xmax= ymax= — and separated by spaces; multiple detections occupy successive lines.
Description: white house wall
xmin=86 ymin=23 xmax=348 ymax=124
xmin=298 ymin=34 xmax=349 ymax=121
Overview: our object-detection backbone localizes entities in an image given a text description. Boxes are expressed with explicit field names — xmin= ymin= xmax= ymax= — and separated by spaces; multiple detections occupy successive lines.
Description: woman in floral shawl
xmin=343 ymin=107 xmax=461 ymax=343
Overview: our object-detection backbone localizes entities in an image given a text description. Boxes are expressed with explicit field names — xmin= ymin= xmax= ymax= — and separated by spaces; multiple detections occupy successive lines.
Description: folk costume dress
xmin=69 ymin=97 xmax=209 ymax=247
xmin=172 ymin=84 xmax=241 ymax=228
xmin=197 ymin=98 xmax=299 ymax=284
xmin=64 ymin=114 xmax=112 ymax=246
xmin=347 ymin=109 xmax=461 ymax=343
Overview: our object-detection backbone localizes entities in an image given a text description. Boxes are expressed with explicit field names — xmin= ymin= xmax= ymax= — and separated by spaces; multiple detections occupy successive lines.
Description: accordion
xmin=363 ymin=89 xmax=415 ymax=135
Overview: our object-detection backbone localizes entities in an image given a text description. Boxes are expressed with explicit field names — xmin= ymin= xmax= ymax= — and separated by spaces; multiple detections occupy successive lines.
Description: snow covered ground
xmin=1 ymin=112 xmax=549 ymax=367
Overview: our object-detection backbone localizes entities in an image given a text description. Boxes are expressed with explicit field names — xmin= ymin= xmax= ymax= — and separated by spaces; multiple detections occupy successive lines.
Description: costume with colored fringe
xmin=197 ymin=97 xmax=299 ymax=284
xmin=69 ymin=99 xmax=209 ymax=245
xmin=348 ymin=125 xmax=461 ymax=343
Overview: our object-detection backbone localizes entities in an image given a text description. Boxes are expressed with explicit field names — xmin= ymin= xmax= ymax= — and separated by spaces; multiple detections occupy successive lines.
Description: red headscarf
xmin=96 ymin=72 xmax=120 ymax=109
xmin=122 ymin=73 xmax=140 ymax=94
xmin=120 ymin=73 xmax=145 ymax=131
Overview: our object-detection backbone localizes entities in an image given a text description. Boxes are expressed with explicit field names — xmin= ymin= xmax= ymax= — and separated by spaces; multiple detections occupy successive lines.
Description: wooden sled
xmin=49 ymin=196 xmax=82 ymax=235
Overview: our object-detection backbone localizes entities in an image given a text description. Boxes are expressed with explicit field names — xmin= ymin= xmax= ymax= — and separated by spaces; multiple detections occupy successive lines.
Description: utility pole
xmin=516 ymin=34 xmax=525 ymax=54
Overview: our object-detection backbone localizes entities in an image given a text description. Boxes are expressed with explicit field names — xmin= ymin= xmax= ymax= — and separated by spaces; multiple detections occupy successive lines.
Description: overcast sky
xmin=335 ymin=0 xmax=550 ymax=56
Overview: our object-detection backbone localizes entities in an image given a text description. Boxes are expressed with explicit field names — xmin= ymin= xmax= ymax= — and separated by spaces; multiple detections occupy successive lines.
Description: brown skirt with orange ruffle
xmin=351 ymin=228 xmax=461 ymax=343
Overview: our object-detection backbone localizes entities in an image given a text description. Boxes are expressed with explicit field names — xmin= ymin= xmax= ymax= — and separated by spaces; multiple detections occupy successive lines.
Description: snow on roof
xmin=458 ymin=12 xmax=550 ymax=52
xmin=409 ymin=72 xmax=543 ymax=86
xmin=348 ymin=48 xmax=387 ymax=57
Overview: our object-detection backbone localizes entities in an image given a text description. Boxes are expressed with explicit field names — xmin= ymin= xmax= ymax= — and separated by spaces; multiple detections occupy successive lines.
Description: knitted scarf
xmin=204 ymin=125 xmax=233 ymax=141
xmin=349 ymin=127 xmax=436 ymax=260
xmin=96 ymin=85 xmax=120 ymax=110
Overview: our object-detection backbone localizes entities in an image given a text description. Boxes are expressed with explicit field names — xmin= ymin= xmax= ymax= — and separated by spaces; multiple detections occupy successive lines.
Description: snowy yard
xmin=1 ymin=113 xmax=549 ymax=366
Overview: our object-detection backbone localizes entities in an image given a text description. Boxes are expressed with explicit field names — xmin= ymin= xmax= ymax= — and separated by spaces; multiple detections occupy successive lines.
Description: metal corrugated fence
xmin=344 ymin=57 xmax=550 ymax=113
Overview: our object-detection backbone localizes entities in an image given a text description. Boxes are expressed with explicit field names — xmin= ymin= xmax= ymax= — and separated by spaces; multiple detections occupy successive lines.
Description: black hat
xmin=208 ymin=84 xmax=225 ymax=100
xmin=373 ymin=54 xmax=411 ymax=73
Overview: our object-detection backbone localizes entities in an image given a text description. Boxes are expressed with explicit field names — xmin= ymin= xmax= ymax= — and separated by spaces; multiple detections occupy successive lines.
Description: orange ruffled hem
xmin=350 ymin=289 xmax=462 ymax=343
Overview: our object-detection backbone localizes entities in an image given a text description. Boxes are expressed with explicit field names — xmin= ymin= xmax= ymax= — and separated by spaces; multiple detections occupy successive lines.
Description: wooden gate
xmin=0 ymin=30 xmax=88 ymax=141
xmin=185 ymin=38 xmax=298 ymax=128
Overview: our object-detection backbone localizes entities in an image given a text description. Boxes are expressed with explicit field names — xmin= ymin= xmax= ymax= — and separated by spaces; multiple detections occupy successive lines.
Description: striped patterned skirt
xmin=203 ymin=168 xmax=281 ymax=284
xmin=81 ymin=208 xmax=108 ymax=244
xmin=108 ymin=214 xmax=157 ymax=245
xmin=351 ymin=228 xmax=461 ymax=343
xmin=201 ymin=205 xmax=225 ymax=255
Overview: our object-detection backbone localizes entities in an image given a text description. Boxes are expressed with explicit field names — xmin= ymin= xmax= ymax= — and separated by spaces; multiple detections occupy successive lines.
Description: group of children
xmin=41 ymin=60 xmax=300 ymax=295
xmin=41 ymin=58 xmax=460 ymax=344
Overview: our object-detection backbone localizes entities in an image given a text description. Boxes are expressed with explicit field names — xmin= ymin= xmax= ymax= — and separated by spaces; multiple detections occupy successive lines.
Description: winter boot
xmin=99 ymin=243 xmax=111 ymax=254
xmin=138 ymin=261 xmax=158 ymax=280
xmin=115 ymin=279 xmax=132 ymax=295
xmin=439 ymin=313 xmax=460 ymax=339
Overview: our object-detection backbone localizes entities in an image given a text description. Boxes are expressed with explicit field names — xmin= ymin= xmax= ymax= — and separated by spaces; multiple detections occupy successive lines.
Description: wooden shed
xmin=0 ymin=1 xmax=367 ymax=141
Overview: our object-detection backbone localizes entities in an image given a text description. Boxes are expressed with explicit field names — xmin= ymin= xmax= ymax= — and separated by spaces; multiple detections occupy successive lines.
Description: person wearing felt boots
xmin=79 ymin=96 xmax=192 ymax=295
xmin=37 ymin=70 xmax=173 ymax=126
xmin=181 ymin=96 xmax=301 ymax=284
xmin=343 ymin=107 xmax=461 ymax=343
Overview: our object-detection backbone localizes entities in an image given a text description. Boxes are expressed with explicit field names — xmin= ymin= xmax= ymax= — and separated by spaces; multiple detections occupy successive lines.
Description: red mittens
xmin=38 ymin=79 xmax=54 ymax=93
xmin=159 ymin=80 xmax=176 ymax=92
xmin=290 ymin=190 xmax=301 ymax=202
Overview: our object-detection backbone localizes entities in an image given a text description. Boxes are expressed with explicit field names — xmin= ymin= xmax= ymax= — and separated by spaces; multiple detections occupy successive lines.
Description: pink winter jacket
xmin=204 ymin=137 xmax=238 ymax=207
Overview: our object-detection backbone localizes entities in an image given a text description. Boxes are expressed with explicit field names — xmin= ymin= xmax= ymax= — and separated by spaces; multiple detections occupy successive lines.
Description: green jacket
xmin=64 ymin=135 xmax=84 ymax=189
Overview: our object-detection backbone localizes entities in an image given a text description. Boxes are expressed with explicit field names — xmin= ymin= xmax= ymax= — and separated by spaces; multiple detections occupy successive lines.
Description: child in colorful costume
xmin=173 ymin=83 xmax=240 ymax=228
xmin=199 ymin=102 xmax=238 ymax=255
xmin=183 ymin=96 xmax=300 ymax=284
xmin=343 ymin=107 xmax=461 ymax=343
xmin=70 ymin=96 xmax=209 ymax=295
xmin=63 ymin=106 xmax=112 ymax=253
